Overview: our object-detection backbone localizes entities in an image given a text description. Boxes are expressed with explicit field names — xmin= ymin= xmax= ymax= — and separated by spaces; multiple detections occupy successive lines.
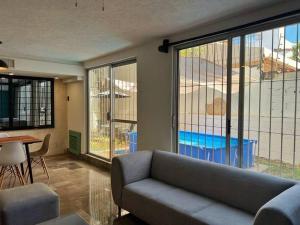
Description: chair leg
xmin=24 ymin=159 xmax=33 ymax=182
xmin=41 ymin=157 xmax=50 ymax=179
xmin=10 ymin=166 xmax=17 ymax=187
xmin=7 ymin=166 xmax=15 ymax=188
xmin=14 ymin=165 xmax=26 ymax=185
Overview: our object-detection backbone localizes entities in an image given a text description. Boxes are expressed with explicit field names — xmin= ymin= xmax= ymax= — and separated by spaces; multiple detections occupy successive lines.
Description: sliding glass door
xmin=88 ymin=60 xmax=137 ymax=160
xmin=112 ymin=62 xmax=137 ymax=157
xmin=242 ymin=24 xmax=300 ymax=178
xmin=176 ymin=20 xmax=300 ymax=178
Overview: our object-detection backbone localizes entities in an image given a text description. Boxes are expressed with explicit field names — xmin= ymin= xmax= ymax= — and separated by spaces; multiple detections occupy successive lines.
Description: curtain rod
xmin=158 ymin=8 xmax=300 ymax=53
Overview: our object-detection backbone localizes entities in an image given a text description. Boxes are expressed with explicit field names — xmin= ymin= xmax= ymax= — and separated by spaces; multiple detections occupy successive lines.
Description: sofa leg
xmin=118 ymin=206 xmax=122 ymax=217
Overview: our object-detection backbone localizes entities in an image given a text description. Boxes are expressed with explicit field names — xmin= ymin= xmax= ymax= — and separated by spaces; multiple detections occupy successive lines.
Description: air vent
xmin=69 ymin=130 xmax=81 ymax=155
xmin=1 ymin=58 xmax=15 ymax=68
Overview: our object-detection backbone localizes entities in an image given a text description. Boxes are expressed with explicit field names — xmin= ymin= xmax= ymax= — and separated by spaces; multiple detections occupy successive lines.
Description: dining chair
xmin=26 ymin=134 xmax=51 ymax=180
xmin=0 ymin=142 xmax=26 ymax=189
xmin=0 ymin=133 xmax=9 ymax=152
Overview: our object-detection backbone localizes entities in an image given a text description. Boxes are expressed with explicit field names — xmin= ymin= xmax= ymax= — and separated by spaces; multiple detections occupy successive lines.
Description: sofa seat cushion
xmin=123 ymin=178 xmax=214 ymax=213
xmin=192 ymin=202 xmax=254 ymax=225
xmin=122 ymin=178 xmax=254 ymax=225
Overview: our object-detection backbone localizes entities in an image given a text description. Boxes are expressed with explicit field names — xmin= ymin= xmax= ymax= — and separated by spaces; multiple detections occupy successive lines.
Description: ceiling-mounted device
xmin=158 ymin=39 xmax=170 ymax=53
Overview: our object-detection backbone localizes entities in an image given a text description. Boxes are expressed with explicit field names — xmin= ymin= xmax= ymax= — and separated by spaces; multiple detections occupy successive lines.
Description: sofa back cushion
xmin=151 ymin=150 xmax=296 ymax=214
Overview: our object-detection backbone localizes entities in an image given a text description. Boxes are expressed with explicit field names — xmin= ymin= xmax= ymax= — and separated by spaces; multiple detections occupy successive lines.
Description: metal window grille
xmin=0 ymin=75 xmax=54 ymax=130
xmin=177 ymin=21 xmax=300 ymax=179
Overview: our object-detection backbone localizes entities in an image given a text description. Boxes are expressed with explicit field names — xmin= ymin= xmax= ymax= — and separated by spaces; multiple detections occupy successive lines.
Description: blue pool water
xmin=129 ymin=131 xmax=256 ymax=168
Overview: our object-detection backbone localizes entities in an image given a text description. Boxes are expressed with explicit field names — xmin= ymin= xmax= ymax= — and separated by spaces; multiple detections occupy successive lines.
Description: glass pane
xmin=113 ymin=122 xmax=137 ymax=156
xmin=89 ymin=66 xmax=111 ymax=159
xmin=244 ymin=23 xmax=300 ymax=179
xmin=9 ymin=78 xmax=53 ymax=128
xmin=178 ymin=40 xmax=228 ymax=164
xmin=0 ymin=76 xmax=53 ymax=130
xmin=113 ymin=63 xmax=137 ymax=121
xmin=112 ymin=62 xmax=137 ymax=157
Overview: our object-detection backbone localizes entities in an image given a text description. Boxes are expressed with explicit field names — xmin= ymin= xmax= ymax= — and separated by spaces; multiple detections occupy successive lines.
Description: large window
xmin=176 ymin=18 xmax=300 ymax=179
xmin=88 ymin=60 xmax=137 ymax=160
xmin=0 ymin=75 xmax=54 ymax=130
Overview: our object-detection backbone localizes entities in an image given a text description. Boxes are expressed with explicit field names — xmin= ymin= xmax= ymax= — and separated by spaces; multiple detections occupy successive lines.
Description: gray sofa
xmin=111 ymin=150 xmax=300 ymax=225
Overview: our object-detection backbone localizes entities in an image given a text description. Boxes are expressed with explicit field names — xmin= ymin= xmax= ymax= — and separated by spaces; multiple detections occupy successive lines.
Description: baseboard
xmin=67 ymin=151 xmax=111 ymax=171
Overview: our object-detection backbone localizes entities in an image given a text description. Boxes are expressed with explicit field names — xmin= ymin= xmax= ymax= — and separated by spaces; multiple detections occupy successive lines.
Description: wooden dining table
xmin=0 ymin=135 xmax=42 ymax=184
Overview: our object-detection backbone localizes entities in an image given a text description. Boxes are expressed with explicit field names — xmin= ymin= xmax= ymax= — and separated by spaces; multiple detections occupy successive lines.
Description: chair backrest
xmin=0 ymin=133 xmax=9 ymax=138
xmin=39 ymin=134 xmax=51 ymax=155
xmin=151 ymin=150 xmax=297 ymax=214
xmin=0 ymin=142 xmax=26 ymax=165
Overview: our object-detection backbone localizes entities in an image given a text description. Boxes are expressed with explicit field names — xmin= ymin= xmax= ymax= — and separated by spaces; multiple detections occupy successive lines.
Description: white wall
xmin=84 ymin=1 xmax=300 ymax=152
xmin=1 ymin=56 xmax=85 ymax=77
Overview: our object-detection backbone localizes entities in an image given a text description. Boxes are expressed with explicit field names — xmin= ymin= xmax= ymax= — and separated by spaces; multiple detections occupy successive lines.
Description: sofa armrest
xmin=254 ymin=184 xmax=300 ymax=225
xmin=111 ymin=150 xmax=153 ymax=206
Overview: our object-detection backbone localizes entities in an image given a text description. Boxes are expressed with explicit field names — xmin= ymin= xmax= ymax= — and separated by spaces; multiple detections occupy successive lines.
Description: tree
xmin=291 ymin=42 xmax=300 ymax=62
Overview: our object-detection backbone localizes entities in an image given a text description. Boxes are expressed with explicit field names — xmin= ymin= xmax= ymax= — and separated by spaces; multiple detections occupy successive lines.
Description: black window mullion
xmin=51 ymin=79 xmax=55 ymax=127
xmin=238 ymin=35 xmax=246 ymax=168
xmin=8 ymin=78 xmax=13 ymax=129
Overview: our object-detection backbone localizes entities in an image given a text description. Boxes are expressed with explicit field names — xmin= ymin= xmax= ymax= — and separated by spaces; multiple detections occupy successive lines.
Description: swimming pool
xmin=129 ymin=131 xmax=256 ymax=168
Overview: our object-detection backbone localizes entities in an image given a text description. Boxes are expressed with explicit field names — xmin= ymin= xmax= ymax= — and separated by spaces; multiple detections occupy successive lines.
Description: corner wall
xmin=85 ymin=40 xmax=173 ymax=151
xmin=66 ymin=80 xmax=86 ymax=153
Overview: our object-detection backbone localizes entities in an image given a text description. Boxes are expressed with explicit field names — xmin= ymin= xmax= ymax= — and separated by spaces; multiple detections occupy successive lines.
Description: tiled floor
xmin=1 ymin=154 xmax=145 ymax=225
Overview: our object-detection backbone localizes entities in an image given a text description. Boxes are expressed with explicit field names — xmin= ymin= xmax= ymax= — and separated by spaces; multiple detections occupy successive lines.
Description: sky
xmin=285 ymin=24 xmax=300 ymax=43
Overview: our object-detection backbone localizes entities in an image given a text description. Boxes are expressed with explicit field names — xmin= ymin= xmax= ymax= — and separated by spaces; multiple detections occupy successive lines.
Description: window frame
xmin=172 ymin=13 xmax=300 ymax=166
xmin=86 ymin=58 xmax=137 ymax=160
xmin=0 ymin=74 xmax=55 ymax=131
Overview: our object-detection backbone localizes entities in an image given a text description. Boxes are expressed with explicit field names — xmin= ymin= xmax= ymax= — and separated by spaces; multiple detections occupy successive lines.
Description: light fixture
xmin=0 ymin=59 xmax=8 ymax=71
xmin=8 ymin=72 xmax=14 ymax=76
xmin=54 ymin=77 xmax=59 ymax=80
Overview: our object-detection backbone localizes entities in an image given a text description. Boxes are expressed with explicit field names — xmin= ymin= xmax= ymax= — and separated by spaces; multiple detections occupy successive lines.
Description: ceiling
xmin=0 ymin=0 xmax=289 ymax=63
